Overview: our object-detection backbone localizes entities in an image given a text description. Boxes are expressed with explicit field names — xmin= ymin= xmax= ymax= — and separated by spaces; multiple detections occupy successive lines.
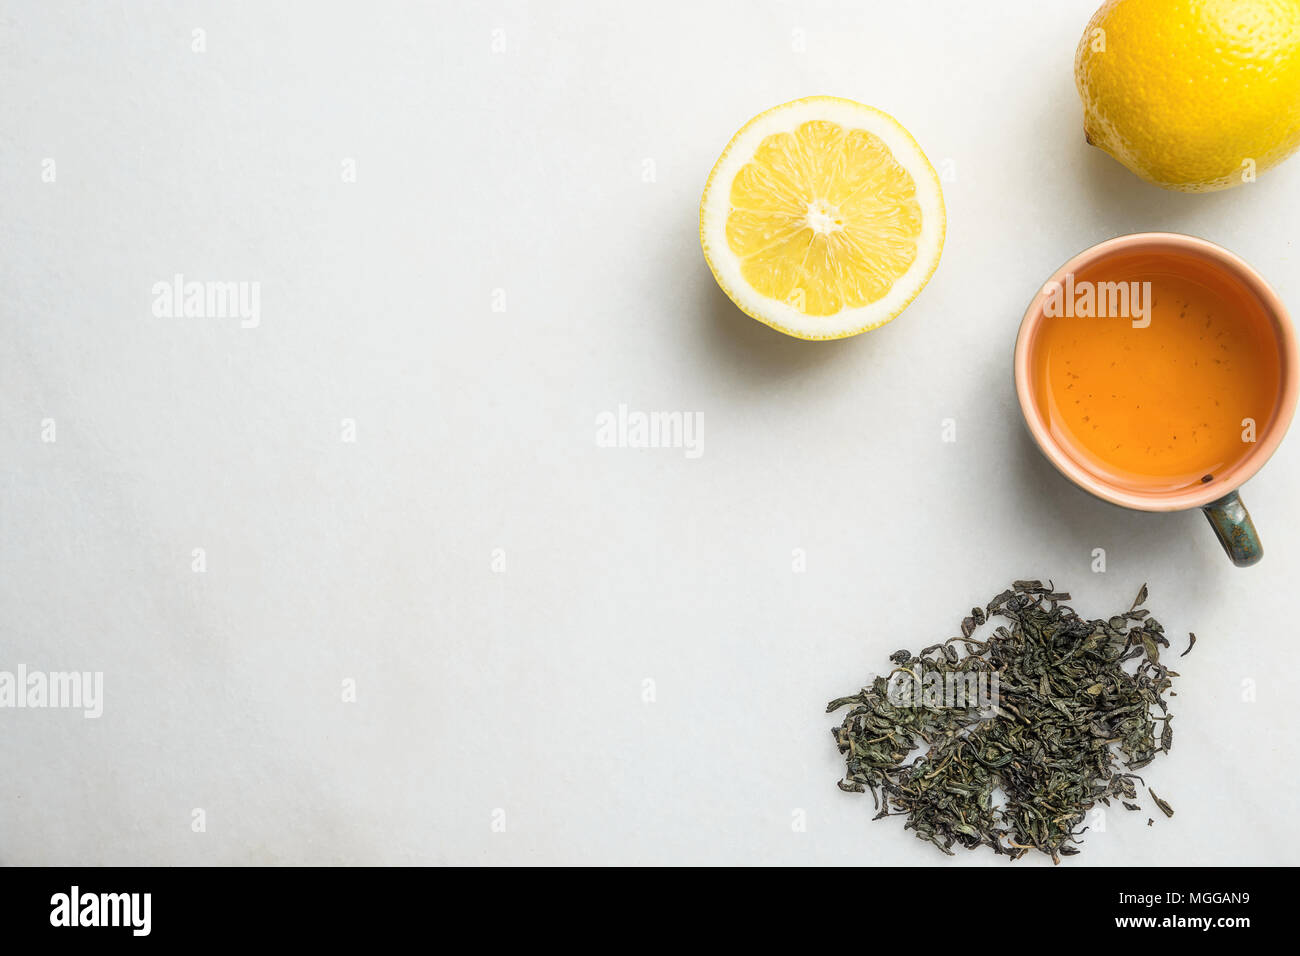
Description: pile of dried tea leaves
xmin=828 ymin=581 xmax=1182 ymax=862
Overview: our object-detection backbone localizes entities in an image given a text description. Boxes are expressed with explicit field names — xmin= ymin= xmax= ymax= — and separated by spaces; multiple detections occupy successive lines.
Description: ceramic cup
xmin=1015 ymin=233 xmax=1298 ymax=566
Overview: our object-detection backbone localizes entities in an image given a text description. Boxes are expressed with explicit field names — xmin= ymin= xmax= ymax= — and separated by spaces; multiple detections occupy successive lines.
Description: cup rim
xmin=1014 ymin=232 xmax=1300 ymax=513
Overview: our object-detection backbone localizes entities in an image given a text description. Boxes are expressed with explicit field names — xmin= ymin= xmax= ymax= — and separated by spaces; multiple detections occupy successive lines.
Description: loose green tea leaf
xmin=1149 ymin=788 xmax=1174 ymax=818
xmin=1131 ymin=583 xmax=1148 ymax=611
xmin=829 ymin=580 xmax=1179 ymax=863
xmin=1181 ymin=632 xmax=1196 ymax=657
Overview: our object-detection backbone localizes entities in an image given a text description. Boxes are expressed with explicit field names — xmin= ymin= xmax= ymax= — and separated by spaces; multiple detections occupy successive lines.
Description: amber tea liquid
xmin=1032 ymin=253 xmax=1282 ymax=493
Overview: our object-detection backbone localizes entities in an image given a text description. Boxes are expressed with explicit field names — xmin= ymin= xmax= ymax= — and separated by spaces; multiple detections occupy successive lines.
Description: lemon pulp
xmin=725 ymin=120 xmax=922 ymax=317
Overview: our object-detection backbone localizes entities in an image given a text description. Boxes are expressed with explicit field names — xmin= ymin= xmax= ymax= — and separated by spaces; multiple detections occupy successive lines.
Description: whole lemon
xmin=1075 ymin=0 xmax=1300 ymax=191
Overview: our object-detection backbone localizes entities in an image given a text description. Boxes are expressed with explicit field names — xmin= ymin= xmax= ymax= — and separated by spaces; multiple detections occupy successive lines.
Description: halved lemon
xmin=700 ymin=97 xmax=945 ymax=340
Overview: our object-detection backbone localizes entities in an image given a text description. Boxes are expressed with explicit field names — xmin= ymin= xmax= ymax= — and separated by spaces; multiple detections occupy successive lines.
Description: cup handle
xmin=1201 ymin=490 xmax=1263 ymax=567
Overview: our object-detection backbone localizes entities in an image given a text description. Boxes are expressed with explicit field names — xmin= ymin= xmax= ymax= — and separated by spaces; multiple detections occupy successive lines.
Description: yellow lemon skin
xmin=1075 ymin=0 xmax=1300 ymax=192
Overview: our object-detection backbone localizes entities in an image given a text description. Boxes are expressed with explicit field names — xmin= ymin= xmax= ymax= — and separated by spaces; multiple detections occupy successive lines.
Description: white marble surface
xmin=3 ymin=0 xmax=1298 ymax=866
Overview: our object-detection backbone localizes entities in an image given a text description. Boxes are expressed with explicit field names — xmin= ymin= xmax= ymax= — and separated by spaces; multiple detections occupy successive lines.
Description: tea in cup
xmin=1015 ymin=233 xmax=1298 ymax=565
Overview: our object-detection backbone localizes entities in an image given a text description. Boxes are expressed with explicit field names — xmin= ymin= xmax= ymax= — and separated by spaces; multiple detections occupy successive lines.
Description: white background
xmin=3 ymin=0 xmax=1298 ymax=866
